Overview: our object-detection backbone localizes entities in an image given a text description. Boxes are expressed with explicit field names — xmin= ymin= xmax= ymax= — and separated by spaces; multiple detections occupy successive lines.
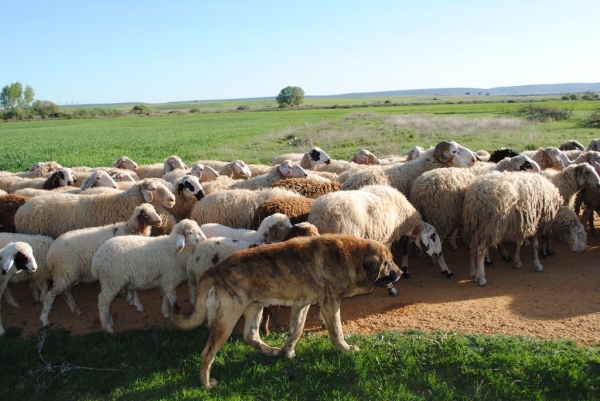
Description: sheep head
xmin=576 ymin=164 xmax=600 ymax=192
xmin=175 ymin=220 xmax=206 ymax=253
xmin=307 ymin=147 xmax=331 ymax=165
xmin=112 ymin=156 xmax=138 ymax=170
xmin=278 ymin=160 xmax=308 ymax=178
xmin=141 ymin=179 xmax=176 ymax=208
xmin=164 ymin=155 xmax=187 ymax=174
xmin=177 ymin=175 xmax=205 ymax=201
xmin=1 ymin=242 xmax=37 ymax=276
xmin=263 ymin=213 xmax=293 ymax=244
xmin=135 ymin=203 xmax=163 ymax=228
xmin=434 ymin=141 xmax=478 ymax=167
xmin=512 ymin=155 xmax=541 ymax=173
xmin=412 ymin=222 xmax=442 ymax=260
xmin=586 ymin=138 xmax=600 ymax=151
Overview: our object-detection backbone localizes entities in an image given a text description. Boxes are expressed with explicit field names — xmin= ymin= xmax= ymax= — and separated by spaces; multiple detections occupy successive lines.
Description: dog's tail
xmin=171 ymin=280 xmax=211 ymax=330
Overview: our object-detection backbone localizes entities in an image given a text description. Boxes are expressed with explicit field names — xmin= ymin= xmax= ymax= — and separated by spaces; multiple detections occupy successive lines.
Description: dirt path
xmin=4 ymin=225 xmax=600 ymax=345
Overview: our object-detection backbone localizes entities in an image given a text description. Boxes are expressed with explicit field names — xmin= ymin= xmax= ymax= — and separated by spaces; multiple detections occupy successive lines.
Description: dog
xmin=171 ymin=233 xmax=402 ymax=389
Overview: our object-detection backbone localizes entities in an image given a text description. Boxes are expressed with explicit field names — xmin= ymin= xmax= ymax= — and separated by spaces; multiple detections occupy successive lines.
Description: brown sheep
xmin=250 ymin=196 xmax=316 ymax=230
xmin=271 ymin=178 xmax=341 ymax=199
xmin=0 ymin=194 xmax=30 ymax=233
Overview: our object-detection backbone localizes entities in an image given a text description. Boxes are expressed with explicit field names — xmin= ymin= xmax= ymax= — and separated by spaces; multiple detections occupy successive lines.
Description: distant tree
xmin=561 ymin=95 xmax=570 ymax=100
xmin=31 ymin=100 xmax=60 ymax=118
xmin=569 ymin=94 xmax=579 ymax=100
xmin=276 ymin=86 xmax=305 ymax=107
xmin=486 ymin=93 xmax=490 ymax=96
xmin=478 ymin=92 xmax=481 ymax=95
xmin=132 ymin=104 xmax=150 ymax=114
xmin=1 ymin=82 xmax=36 ymax=119
xmin=465 ymin=92 xmax=470 ymax=95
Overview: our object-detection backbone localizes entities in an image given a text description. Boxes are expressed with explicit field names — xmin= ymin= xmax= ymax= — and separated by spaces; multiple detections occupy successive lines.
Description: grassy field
xmin=1 ymin=99 xmax=600 ymax=399
xmin=1 ymin=100 xmax=598 ymax=172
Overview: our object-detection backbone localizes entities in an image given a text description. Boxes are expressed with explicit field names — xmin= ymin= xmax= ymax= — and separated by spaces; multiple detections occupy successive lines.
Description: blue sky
xmin=2 ymin=0 xmax=598 ymax=104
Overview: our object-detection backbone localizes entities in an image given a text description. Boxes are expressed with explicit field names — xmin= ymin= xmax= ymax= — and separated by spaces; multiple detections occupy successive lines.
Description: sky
xmin=2 ymin=0 xmax=599 ymax=105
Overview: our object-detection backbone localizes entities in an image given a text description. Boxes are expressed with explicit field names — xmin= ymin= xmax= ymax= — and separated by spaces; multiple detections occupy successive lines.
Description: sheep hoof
xmin=388 ymin=287 xmax=399 ymax=297
xmin=501 ymin=256 xmax=512 ymax=263
xmin=535 ymin=265 xmax=544 ymax=272
xmin=75 ymin=308 xmax=82 ymax=316
xmin=401 ymin=268 xmax=411 ymax=279
xmin=442 ymin=271 xmax=455 ymax=279
xmin=484 ymin=260 xmax=494 ymax=268
xmin=478 ymin=278 xmax=487 ymax=286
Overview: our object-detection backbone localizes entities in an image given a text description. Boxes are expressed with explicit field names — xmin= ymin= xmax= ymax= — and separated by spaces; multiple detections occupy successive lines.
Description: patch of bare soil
xmin=3 ymin=224 xmax=600 ymax=345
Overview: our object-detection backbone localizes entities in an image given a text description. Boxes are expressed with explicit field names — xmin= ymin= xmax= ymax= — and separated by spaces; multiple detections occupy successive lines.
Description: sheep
xmin=0 ymin=194 xmax=30 ymax=233
xmin=486 ymin=148 xmax=520 ymax=163
xmin=522 ymin=147 xmax=570 ymax=170
xmin=349 ymin=149 xmax=380 ymax=165
xmin=572 ymin=151 xmax=600 ymax=171
xmin=0 ymin=233 xmax=53 ymax=307
xmin=162 ymin=162 xmax=220 ymax=185
xmin=574 ymin=188 xmax=600 ymax=235
xmin=408 ymin=156 xmax=542 ymax=275
xmin=14 ymin=170 xmax=119 ymax=197
xmin=271 ymin=178 xmax=341 ymax=199
xmin=14 ymin=178 xmax=176 ymax=238
xmin=551 ymin=206 xmax=587 ymax=254
xmin=133 ymin=155 xmax=187 ymax=179
xmin=559 ymin=140 xmax=585 ymax=151
xmin=218 ymin=160 xmax=252 ymax=180
xmin=200 ymin=213 xmax=293 ymax=243
xmin=2 ymin=161 xmax=62 ymax=180
xmin=91 ymin=219 xmax=206 ymax=333
xmin=272 ymin=147 xmax=332 ymax=171
xmin=4 ymin=167 xmax=77 ymax=193
xmin=475 ymin=149 xmax=491 ymax=162
xmin=189 ymin=187 xmax=302 ymax=229
xmin=112 ymin=156 xmax=139 ymax=171
xmin=542 ymin=163 xmax=600 ymax=207
xmin=250 ymin=196 xmax=315 ymax=230
xmin=402 ymin=146 xmax=426 ymax=162
xmin=586 ymin=138 xmax=600 ymax=151
xmin=307 ymin=184 xmax=443 ymax=289
xmin=0 ymin=242 xmax=38 ymax=336
xmin=462 ymin=171 xmax=568 ymax=286
xmin=39 ymin=203 xmax=163 ymax=327
xmin=341 ymin=141 xmax=479 ymax=194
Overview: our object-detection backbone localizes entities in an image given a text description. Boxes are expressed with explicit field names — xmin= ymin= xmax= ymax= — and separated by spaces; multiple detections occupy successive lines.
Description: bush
xmin=237 ymin=105 xmax=250 ymax=111
xmin=189 ymin=108 xmax=200 ymax=113
xmin=132 ymin=104 xmax=150 ymax=114
xmin=569 ymin=94 xmax=579 ymax=100
xmin=561 ymin=95 xmax=570 ymax=100
xmin=517 ymin=106 xmax=572 ymax=122
xmin=384 ymin=100 xmax=391 ymax=104
xmin=581 ymin=94 xmax=594 ymax=100
xmin=580 ymin=107 xmax=600 ymax=128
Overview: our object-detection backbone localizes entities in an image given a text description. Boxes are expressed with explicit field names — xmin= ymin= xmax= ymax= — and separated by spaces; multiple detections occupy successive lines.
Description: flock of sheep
xmin=1 ymin=138 xmax=600 ymax=336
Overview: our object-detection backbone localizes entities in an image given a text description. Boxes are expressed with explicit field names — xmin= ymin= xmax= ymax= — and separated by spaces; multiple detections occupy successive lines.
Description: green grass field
xmin=1 ymin=99 xmax=600 ymax=399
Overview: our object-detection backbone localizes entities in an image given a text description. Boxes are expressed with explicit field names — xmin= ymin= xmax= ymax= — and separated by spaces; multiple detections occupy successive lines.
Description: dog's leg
xmin=319 ymin=302 xmax=359 ymax=352
xmin=242 ymin=304 xmax=280 ymax=356
xmin=279 ymin=305 xmax=311 ymax=359
xmin=200 ymin=310 xmax=240 ymax=389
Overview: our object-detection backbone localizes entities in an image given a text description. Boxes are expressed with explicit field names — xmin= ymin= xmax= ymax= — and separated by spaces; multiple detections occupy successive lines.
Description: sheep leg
xmin=3 ymin=287 xmax=20 ymax=308
xmin=63 ymin=287 xmax=82 ymax=315
xmin=260 ymin=307 xmax=272 ymax=336
xmin=279 ymin=305 xmax=311 ymax=359
xmin=469 ymin=244 xmax=477 ymax=279
xmin=436 ymin=253 xmax=455 ymax=278
xmin=484 ymin=248 xmax=494 ymax=268
xmin=532 ymin=237 xmax=544 ymax=272
xmin=98 ymin=286 xmax=121 ymax=333
xmin=401 ymin=239 xmax=411 ymax=279
xmin=127 ymin=290 xmax=144 ymax=313
xmin=513 ymin=242 xmax=523 ymax=269
xmin=475 ymin=242 xmax=487 ymax=286
xmin=0 ymin=281 xmax=8 ymax=336
xmin=449 ymin=227 xmax=460 ymax=251
xmin=29 ymin=280 xmax=41 ymax=302
xmin=581 ymin=207 xmax=596 ymax=236
xmin=242 ymin=304 xmax=280 ymax=356
xmin=499 ymin=244 xmax=512 ymax=262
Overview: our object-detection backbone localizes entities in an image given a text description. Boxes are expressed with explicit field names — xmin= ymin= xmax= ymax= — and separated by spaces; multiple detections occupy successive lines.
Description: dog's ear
xmin=362 ymin=253 xmax=383 ymax=282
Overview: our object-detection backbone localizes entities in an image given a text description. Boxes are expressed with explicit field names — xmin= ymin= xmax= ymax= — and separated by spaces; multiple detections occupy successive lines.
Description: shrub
xmin=384 ymin=100 xmax=391 ymax=104
xmin=189 ymin=108 xmax=200 ymax=113
xmin=517 ymin=106 xmax=572 ymax=122
xmin=132 ymin=104 xmax=150 ymax=114
xmin=581 ymin=94 xmax=594 ymax=101
xmin=561 ymin=95 xmax=570 ymax=100
xmin=569 ymin=94 xmax=579 ymax=100
xmin=237 ymin=105 xmax=250 ymax=111
xmin=579 ymin=107 xmax=600 ymax=128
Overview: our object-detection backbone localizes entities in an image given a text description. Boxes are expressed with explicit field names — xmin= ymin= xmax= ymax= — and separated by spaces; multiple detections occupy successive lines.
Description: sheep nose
xmin=325 ymin=159 xmax=331 ymax=164
xmin=195 ymin=191 xmax=205 ymax=201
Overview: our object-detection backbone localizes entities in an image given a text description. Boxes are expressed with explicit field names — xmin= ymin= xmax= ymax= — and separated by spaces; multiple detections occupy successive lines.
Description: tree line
xmin=0 ymin=82 xmax=60 ymax=119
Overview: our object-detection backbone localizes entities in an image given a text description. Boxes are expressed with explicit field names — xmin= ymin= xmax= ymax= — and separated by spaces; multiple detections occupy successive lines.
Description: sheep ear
xmin=81 ymin=171 xmax=98 ymax=190
xmin=2 ymin=257 xmax=14 ymax=275
xmin=164 ymin=159 xmax=172 ymax=173
xmin=176 ymin=234 xmax=185 ymax=252
xmin=142 ymin=188 xmax=154 ymax=202
xmin=112 ymin=158 xmax=122 ymax=168
xmin=279 ymin=164 xmax=292 ymax=177
xmin=266 ymin=226 xmax=276 ymax=244
xmin=177 ymin=182 xmax=185 ymax=195
xmin=434 ymin=141 xmax=453 ymax=163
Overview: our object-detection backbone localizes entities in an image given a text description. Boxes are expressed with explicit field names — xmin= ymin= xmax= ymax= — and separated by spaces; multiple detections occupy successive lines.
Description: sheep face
xmin=84 ymin=171 xmax=118 ymax=189
xmin=546 ymin=148 xmax=570 ymax=170
xmin=416 ymin=223 xmax=442 ymax=259
xmin=233 ymin=160 xmax=252 ymax=180
xmin=112 ymin=172 xmax=137 ymax=182
xmin=351 ymin=150 xmax=379 ymax=165
xmin=136 ymin=204 xmax=163 ymax=228
xmin=586 ymin=139 xmax=600 ymax=152
xmin=113 ymin=156 xmax=138 ymax=170
xmin=585 ymin=152 xmax=600 ymax=174
xmin=142 ymin=179 xmax=176 ymax=208
xmin=512 ymin=155 xmax=541 ymax=173
xmin=488 ymin=148 xmax=519 ymax=163
xmin=175 ymin=220 xmax=207 ymax=252
xmin=403 ymin=146 xmax=425 ymax=161
xmin=279 ymin=161 xmax=308 ymax=178
xmin=435 ymin=141 xmax=478 ymax=168
xmin=1 ymin=242 xmax=37 ymax=275
xmin=576 ymin=164 xmax=600 ymax=193
xmin=265 ymin=218 xmax=294 ymax=244
xmin=164 ymin=156 xmax=187 ymax=174
xmin=54 ymin=168 xmax=77 ymax=187
xmin=177 ymin=175 xmax=205 ymax=201
xmin=201 ymin=165 xmax=220 ymax=181
xmin=308 ymin=147 xmax=331 ymax=165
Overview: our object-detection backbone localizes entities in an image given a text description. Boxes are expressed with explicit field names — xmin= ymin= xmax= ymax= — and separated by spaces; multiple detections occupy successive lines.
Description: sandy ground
xmin=3 ymin=222 xmax=599 ymax=345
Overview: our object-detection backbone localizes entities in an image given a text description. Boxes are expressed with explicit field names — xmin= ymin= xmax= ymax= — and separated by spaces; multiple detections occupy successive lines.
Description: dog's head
xmin=362 ymin=240 xmax=402 ymax=287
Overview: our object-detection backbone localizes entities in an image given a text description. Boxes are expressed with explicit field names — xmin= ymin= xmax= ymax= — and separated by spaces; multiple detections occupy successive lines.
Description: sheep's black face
xmin=13 ymin=251 xmax=29 ymax=272
xmin=195 ymin=190 xmax=205 ymax=201
xmin=310 ymin=149 xmax=321 ymax=162
xmin=520 ymin=161 xmax=533 ymax=171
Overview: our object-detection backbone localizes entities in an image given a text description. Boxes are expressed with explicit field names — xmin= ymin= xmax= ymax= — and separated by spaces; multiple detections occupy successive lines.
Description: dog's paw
xmin=281 ymin=349 xmax=296 ymax=359
xmin=347 ymin=345 xmax=360 ymax=352
xmin=204 ymin=378 xmax=218 ymax=389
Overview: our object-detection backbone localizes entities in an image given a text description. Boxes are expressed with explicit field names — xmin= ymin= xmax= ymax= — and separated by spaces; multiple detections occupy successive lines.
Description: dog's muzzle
xmin=375 ymin=271 xmax=401 ymax=287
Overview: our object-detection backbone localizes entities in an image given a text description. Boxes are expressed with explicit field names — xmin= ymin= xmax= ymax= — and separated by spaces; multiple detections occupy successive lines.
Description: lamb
xmin=0 ymin=194 xmax=30 ymax=233
xmin=521 ymin=147 xmax=570 ymax=170
xmin=91 ymin=219 xmax=206 ymax=333
xmin=0 ymin=242 xmax=37 ymax=336
xmin=4 ymin=167 xmax=77 ymax=193
xmin=133 ymin=155 xmax=187 ymax=179
xmin=307 ymin=184 xmax=442 ymax=289
xmin=250 ymin=196 xmax=315 ymax=230
xmin=200 ymin=213 xmax=293 ymax=243
xmin=0 ymin=233 xmax=53 ymax=308
xmin=341 ymin=141 xmax=479 ymax=194
xmin=462 ymin=171 xmax=570 ymax=286
xmin=189 ymin=187 xmax=302 ymax=229
xmin=271 ymin=177 xmax=342 ymax=198
xmin=14 ymin=178 xmax=176 ymax=238
xmin=39 ymin=203 xmax=163 ymax=327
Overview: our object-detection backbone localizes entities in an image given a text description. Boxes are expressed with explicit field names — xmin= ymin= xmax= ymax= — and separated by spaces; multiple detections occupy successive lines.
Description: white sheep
xmin=522 ymin=147 xmax=570 ymax=170
xmin=542 ymin=163 xmax=600 ymax=207
xmin=162 ymin=162 xmax=220 ymax=185
xmin=462 ymin=171 xmax=567 ymax=286
xmin=0 ymin=242 xmax=38 ymax=336
xmin=341 ymin=141 xmax=479 ymax=195
xmin=133 ymin=155 xmax=187 ymax=179
xmin=14 ymin=170 xmax=118 ymax=197
xmin=189 ymin=187 xmax=302 ymax=229
xmin=39 ymin=203 xmax=163 ymax=327
xmin=272 ymin=147 xmax=332 ymax=171
xmin=0 ymin=233 xmax=53 ymax=308
xmin=218 ymin=160 xmax=253 ymax=180
xmin=224 ymin=161 xmax=308 ymax=191
xmin=91 ymin=219 xmax=206 ymax=333
xmin=200 ymin=213 xmax=292 ymax=243
xmin=349 ymin=149 xmax=380 ymax=165
xmin=586 ymin=138 xmax=600 ymax=151
xmin=307 ymin=184 xmax=443 ymax=287
xmin=14 ymin=178 xmax=176 ymax=238
xmin=112 ymin=156 xmax=139 ymax=171
xmin=4 ymin=167 xmax=77 ymax=193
